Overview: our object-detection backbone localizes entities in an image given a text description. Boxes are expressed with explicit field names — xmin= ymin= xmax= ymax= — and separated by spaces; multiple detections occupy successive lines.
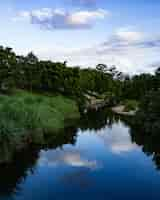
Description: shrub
xmin=124 ymin=100 xmax=138 ymax=112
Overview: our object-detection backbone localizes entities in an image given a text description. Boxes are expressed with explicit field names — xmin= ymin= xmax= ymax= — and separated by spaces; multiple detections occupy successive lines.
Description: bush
xmin=135 ymin=90 xmax=160 ymax=134
xmin=124 ymin=100 xmax=138 ymax=112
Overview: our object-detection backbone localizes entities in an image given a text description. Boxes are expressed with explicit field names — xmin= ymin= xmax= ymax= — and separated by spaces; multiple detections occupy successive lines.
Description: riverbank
xmin=0 ymin=90 xmax=80 ymax=141
xmin=112 ymin=105 xmax=136 ymax=116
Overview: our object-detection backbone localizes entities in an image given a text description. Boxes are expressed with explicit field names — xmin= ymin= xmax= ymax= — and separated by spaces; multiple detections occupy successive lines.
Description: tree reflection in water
xmin=130 ymin=126 xmax=160 ymax=170
xmin=0 ymin=126 xmax=77 ymax=198
xmin=122 ymin=116 xmax=160 ymax=170
xmin=79 ymin=109 xmax=121 ymax=131
xmin=0 ymin=146 xmax=39 ymax=197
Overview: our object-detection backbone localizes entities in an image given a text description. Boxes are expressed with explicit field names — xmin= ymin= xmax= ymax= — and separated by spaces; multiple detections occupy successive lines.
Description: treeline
xmin=122 ymin=72 xmax=160 ymax=100
xmin=0 ymin=46 xmax=117 ymax=96
xmin=134 ymin=89 xmax=160 ymax=133
xmin=0 ymin=45 xmax=160 ymax=104
xmin=127 ymin=68 xmax=160 ymax=140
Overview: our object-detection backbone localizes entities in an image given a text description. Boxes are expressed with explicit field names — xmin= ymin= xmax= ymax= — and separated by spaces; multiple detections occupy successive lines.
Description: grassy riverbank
xmin=0 ymin=90 xmax=80 ymax=138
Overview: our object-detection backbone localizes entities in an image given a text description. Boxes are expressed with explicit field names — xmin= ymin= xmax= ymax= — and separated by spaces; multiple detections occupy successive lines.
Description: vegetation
xmin=0 ymin=90 xmax=79 ymax=138
xmin=0 ymin=45 xmax=160 ymax=172
xmin=134 ymin=90 xmax=160 ymax=134
xmin=0 ymin=45 xmax=160 ymax=140
xmin=0 ymin=46 xmax=117 ymax=97
xmin=124 ymin=100 xmax=139 ymax=112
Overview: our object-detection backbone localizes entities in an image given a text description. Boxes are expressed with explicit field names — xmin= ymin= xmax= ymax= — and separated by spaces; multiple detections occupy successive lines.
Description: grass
xmin=0 ymin=90 xmax=80 ymax=138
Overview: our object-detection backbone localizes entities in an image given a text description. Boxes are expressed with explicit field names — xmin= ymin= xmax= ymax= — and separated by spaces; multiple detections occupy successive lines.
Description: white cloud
xmin=11 ymin=23 xmax=160 ymax=74
xmin=13 ymin=8 xmax=108 ymax=29
xmin=68 ymin=9 xmax=107 ymax=25
xmin=115 ymin=27 xmax=144 ymax=42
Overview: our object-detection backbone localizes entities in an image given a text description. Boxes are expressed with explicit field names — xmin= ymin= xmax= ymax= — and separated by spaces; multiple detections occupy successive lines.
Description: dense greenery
xmin=124 ymin=100 xmax=139 ymax=112
xmin=133 ymin=90 xmax=160 ymax=133
xmin=0 ymin=45 xmax=160 ymax=137
xmin=0 ymin=90 xmax=79 ymax=137
xmin=0 ymin=46 xmax=117 ymax=97
xmin=1 ymin=45 xmax=159 ymax=102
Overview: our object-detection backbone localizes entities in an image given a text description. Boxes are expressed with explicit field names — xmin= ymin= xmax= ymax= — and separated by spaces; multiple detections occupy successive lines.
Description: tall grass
xmin=0 ymin=90 xmax=80 ymax=137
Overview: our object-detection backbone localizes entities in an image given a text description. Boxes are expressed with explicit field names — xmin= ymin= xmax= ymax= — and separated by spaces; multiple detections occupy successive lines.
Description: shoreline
xmin=112 ymin=105 xmax=136 ymax=116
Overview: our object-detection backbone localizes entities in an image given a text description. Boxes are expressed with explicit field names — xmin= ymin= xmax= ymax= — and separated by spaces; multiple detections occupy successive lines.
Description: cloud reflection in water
xmin=38 ymin=149 xmax=99 ymax=170
xmin=78 ymin=122 xmax=137 ymax=154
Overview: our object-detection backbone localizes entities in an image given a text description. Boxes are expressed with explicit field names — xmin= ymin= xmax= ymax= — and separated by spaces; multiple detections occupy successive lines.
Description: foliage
xmin=0 ymin=46 xmax=124 ymax=100
xmin=0 ymin=45 xmax=160 ymax=134
xmin=124 ymin=100 xmax=139 ymax=112
xmin=0 ymin=90 xmax=80 ymax=136
xmin=135 ymin=90 xmax=160 ymax=134
xmin=122 ymin=73 xmax=157 ymax=100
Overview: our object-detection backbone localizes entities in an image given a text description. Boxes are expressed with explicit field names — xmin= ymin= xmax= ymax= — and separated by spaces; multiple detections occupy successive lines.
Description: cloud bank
xmin=98 ymin=28 xmax=160 ymax=54
xmin=14 ymin=8 xmax=108 ymax=29
xmin=12 ymin=6 xmax=160 ymax=74
xmin=62 ymin=28 xmax=160 ymax=74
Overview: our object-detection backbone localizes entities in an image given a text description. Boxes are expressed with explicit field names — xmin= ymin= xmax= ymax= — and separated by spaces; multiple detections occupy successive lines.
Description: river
xmin=0 ymin=109 xmax=160 ymax=200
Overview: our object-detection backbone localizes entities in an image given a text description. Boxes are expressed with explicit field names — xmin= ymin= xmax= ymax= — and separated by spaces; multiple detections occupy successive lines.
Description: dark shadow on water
xmin=121 ymin=116 xmax=160 ymax=170
xmin=0 ymin=146 xmax=39 ymax=198
xmin=79 ymin=109 xmax=121 ymax=130
xmin=0 ymin=126 xmax=78 ymax=198
xmin=130 ymin=124 xmax=160 ymax=170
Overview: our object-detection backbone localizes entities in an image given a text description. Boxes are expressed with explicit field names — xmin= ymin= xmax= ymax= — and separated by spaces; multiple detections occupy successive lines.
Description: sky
xmin=1 ymin=0 xmax=160 ymax=74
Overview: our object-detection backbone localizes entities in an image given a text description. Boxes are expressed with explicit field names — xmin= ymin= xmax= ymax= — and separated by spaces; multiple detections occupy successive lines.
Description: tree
xmin=0 ymin=47 xmax=17 ymax=92
xmin=24 ymin=52 xmax=39 ymax=91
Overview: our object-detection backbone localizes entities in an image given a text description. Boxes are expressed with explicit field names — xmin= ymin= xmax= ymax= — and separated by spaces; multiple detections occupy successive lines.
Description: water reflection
xmin=0 ymin=109 xmax=160 ymax=199
xmin=79 ymin=110 xmax=137 ymax=154
xmin=60 ymin=169 xmax=94 ymax=187
xmin=95 ymin=122 xmax=137 ymax=154
xmin=0 ymin=127 xmax=77 ymax=198
xmin=38 ymin=149 xmax=98 ymax=169
xmin=79 ymin=109 xmax=120 ymax=130
xmin=129 ymin=124 xmax=160 ymax=170
xmin=0 ymin=146 xmax=39 ymax=198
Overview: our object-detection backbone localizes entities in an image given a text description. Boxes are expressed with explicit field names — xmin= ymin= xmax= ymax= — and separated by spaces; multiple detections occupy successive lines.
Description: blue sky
xmin=1 ymin=0 xmax=160 ymax=73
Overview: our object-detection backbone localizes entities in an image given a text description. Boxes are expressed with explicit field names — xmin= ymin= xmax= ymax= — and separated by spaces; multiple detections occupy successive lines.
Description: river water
xmin=0 ymin=110 xmax=160 ymax=200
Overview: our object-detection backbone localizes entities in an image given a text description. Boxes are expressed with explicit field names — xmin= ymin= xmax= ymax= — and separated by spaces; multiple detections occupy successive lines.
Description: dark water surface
xmin=0 ymin=110 xmax=160 ymax=200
